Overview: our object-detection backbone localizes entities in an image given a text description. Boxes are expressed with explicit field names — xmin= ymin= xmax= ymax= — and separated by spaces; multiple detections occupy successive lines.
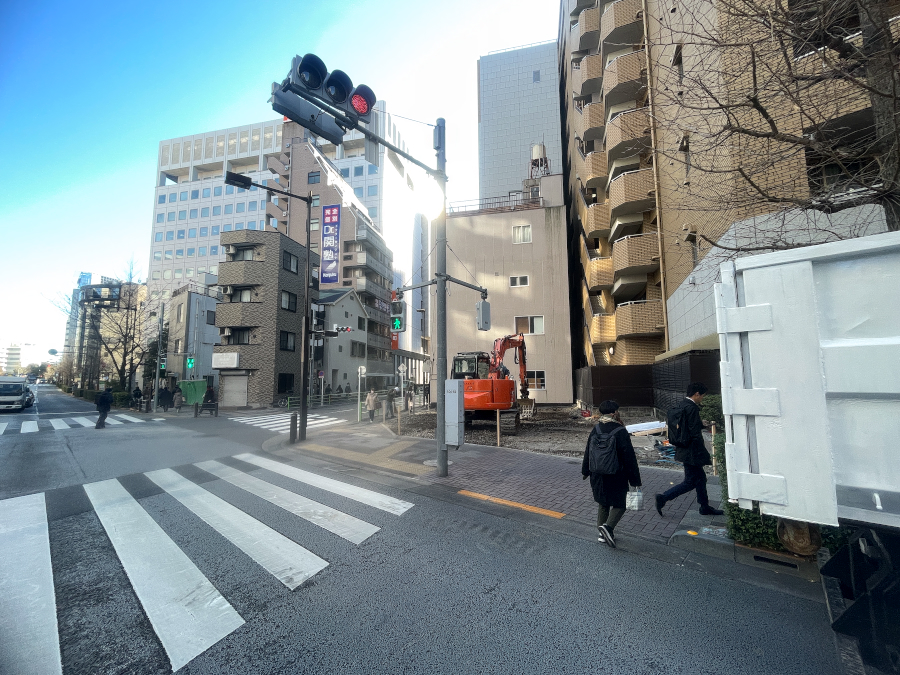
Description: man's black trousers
xmin=661 ymin=463 xmax=709 ymax=507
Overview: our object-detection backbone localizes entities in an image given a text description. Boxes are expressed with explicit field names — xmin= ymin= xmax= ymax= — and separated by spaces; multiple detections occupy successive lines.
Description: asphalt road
xmin=0 ymin=388 xmax=844 ymax=674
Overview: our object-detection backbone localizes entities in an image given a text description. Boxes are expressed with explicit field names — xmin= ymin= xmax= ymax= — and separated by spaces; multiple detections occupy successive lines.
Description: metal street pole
xmin=299 ymin=190 xmax=312 ymax=441
xmin=153 ymin=303 xmax=164 ymax=413
xmin=433 ymin=118 xmax=449 ymax=477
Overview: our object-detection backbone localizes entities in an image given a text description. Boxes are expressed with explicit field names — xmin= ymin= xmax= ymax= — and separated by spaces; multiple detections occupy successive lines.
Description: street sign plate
xmin=358 ymin=366 xmax=367 ymax=376
xmin=398 ymin=364 xmax=407 ymax=374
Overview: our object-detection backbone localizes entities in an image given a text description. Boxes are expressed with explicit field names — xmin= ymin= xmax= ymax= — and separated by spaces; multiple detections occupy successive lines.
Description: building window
xmin=214 ymin=186 xmax=222 ymax=197
xmin=199 ymin=246 xmax=207 ymax=256
xmin=211 ymin=225 xmax=219 ymax=235
xmin=515 ymin=315 xmax=544 ymax=335
xmin=174 ymin=336 xmax=182 ymax=352
xmin=211 ymin=245 xmax=218 ymax=255
xmin=225 ymin=185 xmax=234 ymax=195
xmin=179 ymin=191 xmax=187 ymax=201
xmin=168 ymin=212 xmax=176 ymax=222
xmin=156 ymin=213 xmax=164 ymax=223
xmin=163 ymin=270 xmax=172 ymax=280
xmin=202 ymin=187 xmax=210 ymax=198
xmin=236 ymin=202 xmax=245 ymax=213
xmin=176 ymin=305 xmax=183 ymax=323
xmin=283 ymin=251 xmax=299 ymax=273
xmin=526 ymin=370 xmax=546 ymax=390
xmin=153 ymin=251 xmax=162 ymax=261
xmin=191 ymin=189 xmax=199 ymax=200
xmin=310 ymin=218 xmax=320 ymax=231
xmin=152 ymin=270 xmax=160 ymax=280
xmin=354 ymin=187 xmax=364 ymax=199
xmin=200 ymin=227 xmax=208 ymax=237
xmin=358 ymin=316 xmax=365 ymax=330
xmin=368 ymin=164 xmax=377 ymax=175
xmin=249 ymin=201 xmax=258 ymax=212
xmin=247 ymin=221 xmax=256 ymax=230
xmin=201 ymin=207 xmax=209 ymax=217
xmin=186 ymin=267 xmax=194 ymax=277
xmin=177 ymin=230 xmax=186 ymax=239
xmin=281 ymin=290 xmax=297 ymax=312
xmin=351 ymin=341 xmax=366 ymax=357
xmin=230 ymin=288 xmax=252 ymax=302
xmin=368 ymin=207 xmax=377 ymax=218
xmin=178 ymin=210 xmax=187 ymax=221
xmin=235 ymin=222 xmax=244 ymax=230
xmin=154 ymin=233 xmax=163 ymax=242
xmin=533 ymin=70 xmax=540 ymax=83
xmin=187 ymin=248 xmax=195 ymax=257
xmin=158 ymin=195 xmax=165 ymax=205
xmin=166 ymin=231 xmax=174 ymax=241
xmin=188 ymin=228 xmax=197 ymax=238
xmin=224 ymin=205 xmax=233 ymax=215
xmin=169 ymin=193 xmax=177 ymax=203
xmin=512 ymin=225 xmax=532 ymax=244
xmin=354 ymin=165 xmax=364 ymax=177
xmin=229 ymin=329 xmax=250 ymax=345
xmin=277 ymin=373 xmax=294 ymax=394
xmin=311 ymin=195 xmax=320 ymax=207
xmin=340 ymin=168 xmax=350 ymax=178
xmin=176 ymin=249 xmax=184 ymax=259
xmin=280 ymin=331 xmax=296 ymax=351
xmin=233 ymin=247 xmax=254 ymax=261
xmin=509 ymin=275 xmax=529 ymax=287
xmin=308 ymin=171 xmax=321 ymax=184
xmin=165 ymin=250 xmax=173 ymax=260
xmin=174 ymin=269 xmax=183 ymax=279
xmin=206 ymin=310 xmax=216 ymax=325
xmin=367 ymin=184 xmax=378 ymax=197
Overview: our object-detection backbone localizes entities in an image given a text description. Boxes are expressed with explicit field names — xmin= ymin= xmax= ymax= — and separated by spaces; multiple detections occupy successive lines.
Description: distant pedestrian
xmin=159 ymin=385 xmax=172 ymax=412
xmin=365 ymin=387 xmax=378 ymax=423
xmin=405 ymin=387 xmax=413 ymax=411
xmin=173 ymin=387 xmax=184 ymax=413
xmin=325 ymin=384 xmax=332 ymax=400
xmin=386 ymin=386 xmax=397 ymax=419
xmin=336 ymin=384 xmax=344 ymax=395
xmin=203 ymin=384 xmax=217 ymax=415
xmin=132 ymin=386 xmax=143 ymax=409
xmin=424 ymin=384 xmax=431 ymax=406
xmin=656 ymin=383 xmax=723 ymax=517
xmin=582 ymin=400 xmax=641 ymax=548
xmin=345 ymin=383 xmax=351 ymax=396
xmin=95 ymin=388 xmax=113 ymax=429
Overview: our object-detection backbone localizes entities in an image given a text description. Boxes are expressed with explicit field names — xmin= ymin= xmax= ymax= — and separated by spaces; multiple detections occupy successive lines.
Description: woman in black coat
xmin=581 ymin=400 xmax=642 ymax=548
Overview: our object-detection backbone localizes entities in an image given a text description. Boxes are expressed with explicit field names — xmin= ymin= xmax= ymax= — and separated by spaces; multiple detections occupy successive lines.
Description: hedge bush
xmin=81 ymin=389 xmax=101 ymax=403
xmin=112 ymin=392 xmax=132 ymax=407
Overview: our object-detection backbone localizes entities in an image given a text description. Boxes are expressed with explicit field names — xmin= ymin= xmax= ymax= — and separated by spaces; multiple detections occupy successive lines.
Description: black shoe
xmin=597 ymin=528 xmax=605 ymax=544
xmin=599 ymin=525 xmax=616 ymax=548
xmin=699 ymin=505 xmax=724 ymax=516
xmin=655 ymin=494 xmax=666 ymax=517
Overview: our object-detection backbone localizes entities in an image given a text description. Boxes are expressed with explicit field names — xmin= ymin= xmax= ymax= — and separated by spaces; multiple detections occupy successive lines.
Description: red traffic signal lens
xmin=351 ymin=94 xmax=369 ymax=115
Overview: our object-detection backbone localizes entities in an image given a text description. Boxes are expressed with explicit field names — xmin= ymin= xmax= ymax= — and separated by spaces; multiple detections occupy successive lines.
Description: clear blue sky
xmin=0 ymin=0 xmax=558 ymax=355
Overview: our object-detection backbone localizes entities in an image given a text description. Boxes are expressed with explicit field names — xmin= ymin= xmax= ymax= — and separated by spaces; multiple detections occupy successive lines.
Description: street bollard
xmin=290 ymin=412 xmax=298 ymax=444
xmin=193 ymin=402 xmax=199 ymax=418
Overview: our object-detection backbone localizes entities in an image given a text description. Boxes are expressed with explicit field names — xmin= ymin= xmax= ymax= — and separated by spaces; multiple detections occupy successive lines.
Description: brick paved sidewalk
xmin=414 ymin=442 xmax=721 ymax=544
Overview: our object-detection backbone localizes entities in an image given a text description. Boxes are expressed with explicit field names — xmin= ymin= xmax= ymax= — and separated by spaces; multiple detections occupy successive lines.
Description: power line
xmin=446 ymin=244 xmax=478 ymax=285
xmin=390 ymin=114 xmax=435 ymax=128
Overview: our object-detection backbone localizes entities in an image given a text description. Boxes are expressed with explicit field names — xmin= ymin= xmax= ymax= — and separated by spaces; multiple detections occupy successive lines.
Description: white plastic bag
xmin=626 ymin=487 xmax=644 ymax=511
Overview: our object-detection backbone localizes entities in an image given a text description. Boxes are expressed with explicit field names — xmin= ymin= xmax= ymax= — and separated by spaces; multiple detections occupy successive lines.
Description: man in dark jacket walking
xmin=656 ymin=383 xmax=723 ymax=516
xmin=95 ymin=388 xmax=113 ymax=429
xmin=582 ymin=400 xmax=642 ymax=548
xmin=386 ymin=386 xmax=397 ymax=419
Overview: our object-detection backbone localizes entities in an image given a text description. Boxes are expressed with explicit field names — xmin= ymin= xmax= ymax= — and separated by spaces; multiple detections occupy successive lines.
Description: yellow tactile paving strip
xmin=300 ymin=441 xmax=433 ymax=475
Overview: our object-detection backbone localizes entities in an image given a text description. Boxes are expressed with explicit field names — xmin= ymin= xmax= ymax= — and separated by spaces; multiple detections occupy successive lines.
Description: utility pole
xmin=433 ymin=118 xmax=449 ymax=477
xmin=299 ymin=189 xmax=312 ymax=441
xmin=153 ymin=303 xmax=164 ymax=413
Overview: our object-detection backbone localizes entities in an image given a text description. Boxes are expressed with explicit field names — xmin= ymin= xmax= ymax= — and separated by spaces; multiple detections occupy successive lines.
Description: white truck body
xmin=715 ymin=231 xmax=900 ymax=529
xmin=0 ymin=376 xmax=28 ymax=411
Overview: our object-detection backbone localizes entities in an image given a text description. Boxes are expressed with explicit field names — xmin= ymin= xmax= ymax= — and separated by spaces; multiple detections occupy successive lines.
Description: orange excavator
xmin=451 ymin=333 xmax=532 ymax=434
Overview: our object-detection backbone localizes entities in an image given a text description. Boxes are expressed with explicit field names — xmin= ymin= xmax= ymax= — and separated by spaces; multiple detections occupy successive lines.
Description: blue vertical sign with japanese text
xmin=320 ymin=204 xmax=341 ymax=283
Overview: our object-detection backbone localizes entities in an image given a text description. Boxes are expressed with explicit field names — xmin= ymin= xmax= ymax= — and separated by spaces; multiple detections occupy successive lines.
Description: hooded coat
xmin=581 ymin=418 xmax=642 ymax=503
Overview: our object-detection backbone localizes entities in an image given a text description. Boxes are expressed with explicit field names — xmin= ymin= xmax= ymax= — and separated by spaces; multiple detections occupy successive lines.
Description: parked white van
xmin=0 ymin=376 xmax=28 ymax=411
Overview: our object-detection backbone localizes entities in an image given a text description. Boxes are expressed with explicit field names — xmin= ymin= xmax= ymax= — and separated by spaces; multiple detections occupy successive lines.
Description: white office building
xmin=477 ymin=41 xmax=563 ymax=200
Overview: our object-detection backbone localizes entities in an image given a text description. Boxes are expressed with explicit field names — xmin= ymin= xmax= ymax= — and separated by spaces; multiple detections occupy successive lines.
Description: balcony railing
xmin=612 ymin=232 xmax=659 ymax=275
xmin=580 ymin=237 xmax=614 ymax=291
xmin=605 ymin=107 xmax=651 ymax=163
xmin=614 ymin=299 xmax=664 ymax=338
xmin=603 ymin=50 xmax=646 ymax=108
xmin=576 ymin=6 xmax=600 ymax=51
xmin=577 ymin=53 xmax=604 ymax=97
xmin=581 ymin=102 xmax=605 ymax=142
xmin=580 ymin=149 xmax=608 ymax=189
xmin=448 ymin=194 xmax=543 ymax=216
xmin=609 ymin=167 xmax=655 ymax=218
xmin=600 ymin=0 xmax=644 ymax=54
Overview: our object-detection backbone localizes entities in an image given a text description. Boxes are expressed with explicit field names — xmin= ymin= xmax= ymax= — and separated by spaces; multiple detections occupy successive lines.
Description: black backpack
xmin=588 ymin=425 xmax=624 ymax=475
xmin=667 ymin=406 xmax=691 ymax=447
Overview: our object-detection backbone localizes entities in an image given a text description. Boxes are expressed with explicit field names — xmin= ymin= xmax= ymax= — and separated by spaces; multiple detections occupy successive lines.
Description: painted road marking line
xmin=20 ymin=421 xmax=39 ymax=433
xmin=152 ymin=418 xmax=166 ymax=421
xmin=196 ymin=460 xmax=380 ymax=544
xmin=0 ymin=422 xmax=8 ymax=435
xmin=71 ymin=417 xmax=95 ymax=428
xmin=49 ymin=419 xmax=70 ymax=430
xmin=235 ymin=454 xmax=414 ymax=516
xmin=104 ymin=417 xmax=124 ymax=425
xmin=114 ymin=414 xmax=144 ymax=423
xmin=457 ymin=490 xmax=566 ymax=519
xmin=84 ymin=479 xmax=244 ymax=672
xmin=0 ymin=494 xmax=62 ymax=675
xmin=307 ymin=419 xmax=343 ymax=429
xmin=145 ymin=469 xmax=328 ymax=590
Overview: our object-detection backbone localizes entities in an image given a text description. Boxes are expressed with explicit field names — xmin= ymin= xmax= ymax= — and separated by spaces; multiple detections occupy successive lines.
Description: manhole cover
xmin=422 ymin=459 xmax=454 ymax=467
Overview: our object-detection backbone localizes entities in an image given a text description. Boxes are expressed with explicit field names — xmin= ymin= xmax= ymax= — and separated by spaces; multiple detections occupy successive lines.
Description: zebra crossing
xmin=229 ymin=411 xmax=344 ymax=433
xmin=0 ymin=455 xmax=414 ymax=674
xmin=0 ymin=414 xmax=158 ymax=435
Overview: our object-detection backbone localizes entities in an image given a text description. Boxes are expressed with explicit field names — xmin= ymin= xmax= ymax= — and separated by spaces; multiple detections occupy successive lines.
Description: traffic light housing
xmin=390 ymin=300 xmax=407 ymax=333
xmin=332 ymin=325 xmax=352 ymax=333
xmin=159 ymin=357 xmax=166 ymax=371
xmin=286 ymin=54 xmax=377 ymax=127
xmin=271 ymin=86 xmax=346 ymax=146
xmin=476 ymin=300 xmax=491 ymax=331
xmin=186 ymin=357 xmax=195 ymax=369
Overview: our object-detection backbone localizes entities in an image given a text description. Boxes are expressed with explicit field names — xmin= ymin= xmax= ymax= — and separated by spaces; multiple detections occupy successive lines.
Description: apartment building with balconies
xmin=478 ymin=41 xmax=563 ymax=200
xmin=558 ymin=0 xmax=894 ymax=408
xmin=212 ymin=230 xmax=316 ymax=408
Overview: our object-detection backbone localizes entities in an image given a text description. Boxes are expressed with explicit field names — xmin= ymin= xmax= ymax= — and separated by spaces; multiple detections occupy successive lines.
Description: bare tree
xmin=646 ymin=0 xmax=899 ymax=258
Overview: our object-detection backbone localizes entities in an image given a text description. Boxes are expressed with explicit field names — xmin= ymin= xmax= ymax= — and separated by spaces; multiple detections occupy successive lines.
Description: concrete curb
xmin=669 ymin=530 xmax=736 ymax=561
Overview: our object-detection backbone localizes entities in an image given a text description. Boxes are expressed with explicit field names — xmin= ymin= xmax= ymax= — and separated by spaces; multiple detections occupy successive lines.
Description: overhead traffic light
xmin=285 ymin=54 xmax=377 ymax=127
xmin=390 ymin=300 xmax=407 ymax=333
xmin=159 ymin=357 xmax=166 ymax=371
xmin=271 ymin=86 xmax=346 ymax=146
xmin=476 ymin=300 xmax=491 ymax=331
xmin=186 ymin=357 xmax=195 ymax=369
xmin=332 ymin=325 xmax=353 ymax=333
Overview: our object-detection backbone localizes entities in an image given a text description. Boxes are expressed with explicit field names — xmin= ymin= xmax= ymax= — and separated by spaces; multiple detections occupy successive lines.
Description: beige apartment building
xmin=440 ymin=173 xmax=573 ymax=405
xmin=558 ymin=0 xmax=895 ymax=408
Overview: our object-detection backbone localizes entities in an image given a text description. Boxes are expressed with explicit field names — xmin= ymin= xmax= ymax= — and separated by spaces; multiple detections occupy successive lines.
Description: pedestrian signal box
xmin=390 ymin=300 xmax=407 ymax=333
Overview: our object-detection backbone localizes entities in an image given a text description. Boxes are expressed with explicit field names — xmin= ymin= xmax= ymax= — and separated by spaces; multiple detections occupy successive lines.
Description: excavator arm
xmin=489 ymin=333 xmax=529 ymax=399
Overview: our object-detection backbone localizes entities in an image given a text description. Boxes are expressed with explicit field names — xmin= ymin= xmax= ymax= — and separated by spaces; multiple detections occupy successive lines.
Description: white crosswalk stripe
xmin=0 ymin=458 xmax=413 ymax=673
xmin=0 ymin=423 xmax=7 ymax=435
xmin=20 ymin=421 xmax=38 ymax=433
xmin=49 ymin=419 xmax=70 ymax=430
xmin=0 ymin=416 xmax=163 ymax=435
xmin=71 ymin=417 xmax=96 ymax=428
xmin=229 ymin=412 xmax=344 ymax=434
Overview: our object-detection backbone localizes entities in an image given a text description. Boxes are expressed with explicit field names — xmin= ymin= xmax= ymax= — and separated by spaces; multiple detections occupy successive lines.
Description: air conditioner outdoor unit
xmin=221 ymin=327 xmax=232 ymax=336
xmin=222 ymin=286 xmax=233 ymax=295
xmin=225 ymin=245 xmax=235 ymax=254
